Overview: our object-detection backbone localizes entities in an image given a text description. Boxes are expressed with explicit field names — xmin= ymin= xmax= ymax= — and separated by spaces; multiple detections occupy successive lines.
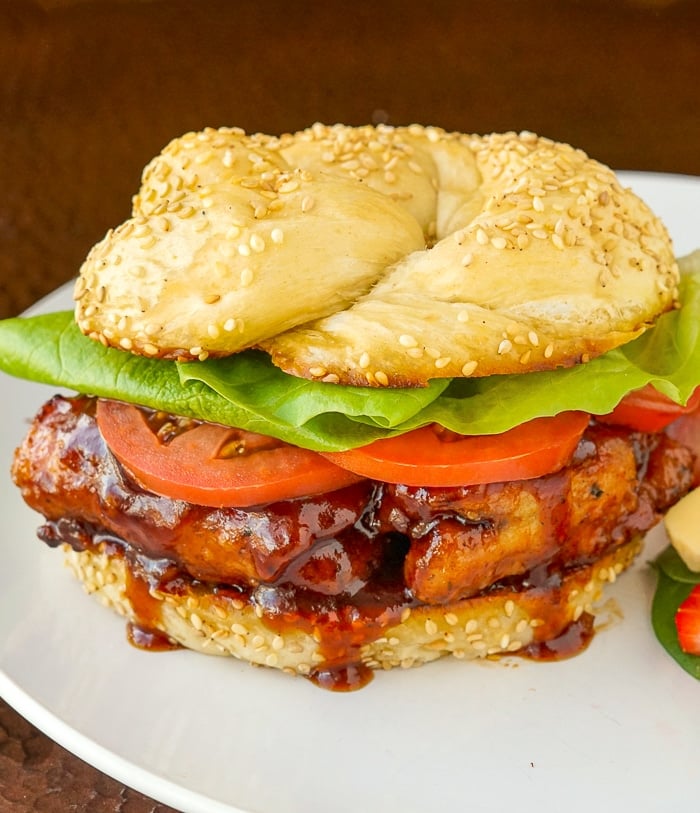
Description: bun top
xmin=74 ymin=124 xmax=679 ymax=385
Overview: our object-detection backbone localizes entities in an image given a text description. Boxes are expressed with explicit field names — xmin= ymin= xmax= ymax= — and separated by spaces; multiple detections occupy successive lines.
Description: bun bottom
xmin=61 ymin=535 xmax=642 ymax=689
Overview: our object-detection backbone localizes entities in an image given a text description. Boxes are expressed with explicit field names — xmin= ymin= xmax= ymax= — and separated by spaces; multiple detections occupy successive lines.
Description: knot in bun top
xmin=74 ymin=124 xmax=678 ymax=384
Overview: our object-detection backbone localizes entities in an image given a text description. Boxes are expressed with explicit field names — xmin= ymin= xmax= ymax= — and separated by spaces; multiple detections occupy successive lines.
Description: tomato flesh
xmin=599 ymin=384 xmax=700 ymax=433
xmin=321 ymin=412 xmax=589 ymax=487
xmin=95 ymin=400 xmax=365 ymax=508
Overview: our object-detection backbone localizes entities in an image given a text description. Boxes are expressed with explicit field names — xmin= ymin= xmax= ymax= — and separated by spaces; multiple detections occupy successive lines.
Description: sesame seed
xmin=544 ymin=343 xmax=554 ymax=358
xmin=399 ymin=333 xmax=417 ymax=347
xmin=461 ymin=360 xmax=478 ymax=376
xmin=240 ymin=267 xmax=254 ymax=286
xmin=476 ymin=228 xmax=488 ymax=245
xmin=278 ymin=179 xmax=300 ymax=194
xmin=249 ymin=234 xmax=265 ymax=252
xmin=375 ymin=370 xmax=389 ymax=386
xmin=425 ymin=619 xmax=438 ymax=636
xmin=359 ymin=352 xmax=370 ymax=369
xmin=491 ymin=236 xmax=507 ymax=250
xmin=270 ymin=227 xmax=284 ymax=244
xmin=498 ymin=339 xmax=513 ymax=355
xmin=461 ymin=253 xmax=473 ymax=266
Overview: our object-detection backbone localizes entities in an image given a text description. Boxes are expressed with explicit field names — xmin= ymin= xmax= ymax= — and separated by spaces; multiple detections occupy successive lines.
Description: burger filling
xmin=12 ymin=394 xmax=695 ymax=689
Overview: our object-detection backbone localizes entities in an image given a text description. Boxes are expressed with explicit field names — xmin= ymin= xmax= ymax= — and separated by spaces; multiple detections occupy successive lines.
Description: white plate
xmin=1 ymin=172 xmax=699 ymax=813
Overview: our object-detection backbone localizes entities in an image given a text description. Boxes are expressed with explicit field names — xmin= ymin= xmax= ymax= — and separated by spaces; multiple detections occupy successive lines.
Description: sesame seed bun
xmin=62 ymin=535 xmax=641 ymax=684
xmin=74 ymin=125 xmax=678 ymax=384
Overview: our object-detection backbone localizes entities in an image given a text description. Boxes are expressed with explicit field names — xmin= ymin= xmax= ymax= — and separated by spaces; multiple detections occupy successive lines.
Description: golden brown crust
xmin=74 ymin=125 xmax=678 ymax=381
xmin=62 ymin=535 xmax=642 ymax=684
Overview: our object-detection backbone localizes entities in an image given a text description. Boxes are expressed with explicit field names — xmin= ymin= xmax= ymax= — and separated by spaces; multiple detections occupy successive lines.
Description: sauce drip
xmin=523 ymin=612 xmax=595 ymax=661
xmin=126 ymin=622 xmax=180 ymax=652
xmin=123 ymin=552 xmax=182 ymax=651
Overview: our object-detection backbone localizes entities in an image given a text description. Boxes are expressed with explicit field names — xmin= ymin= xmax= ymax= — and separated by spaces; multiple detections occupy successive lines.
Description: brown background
xmin=0 ymin=0 xmax=698 ymax=810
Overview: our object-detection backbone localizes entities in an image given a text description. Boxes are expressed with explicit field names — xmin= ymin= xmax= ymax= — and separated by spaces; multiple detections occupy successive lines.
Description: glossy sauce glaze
xmin=15 ymin=395 xmax=696 ymax=690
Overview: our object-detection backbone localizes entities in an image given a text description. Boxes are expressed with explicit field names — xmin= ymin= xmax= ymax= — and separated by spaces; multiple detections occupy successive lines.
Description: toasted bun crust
xmin=63 ymin=536 xmax=641 ymax=684
xmin=74 ymin=125 xmax=678 ymax=384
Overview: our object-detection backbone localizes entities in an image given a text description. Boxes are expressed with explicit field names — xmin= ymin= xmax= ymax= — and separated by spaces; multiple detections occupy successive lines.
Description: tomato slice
xmin=95 ymin=400 xmax=365 ymax=508
xmin=599 ymin=384 xmax=700 ymax=432
xmin=320 ymin=412 xmax=589 ymax=487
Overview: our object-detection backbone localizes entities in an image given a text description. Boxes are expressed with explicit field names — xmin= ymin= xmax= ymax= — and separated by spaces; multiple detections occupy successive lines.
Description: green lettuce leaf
xmin=0 ymin=312 xmax=399 ymax=450
xmin=0 ymin=271 xmax=698 ymax=451
xmin=179 ymin=352 xmax=450 ymax=429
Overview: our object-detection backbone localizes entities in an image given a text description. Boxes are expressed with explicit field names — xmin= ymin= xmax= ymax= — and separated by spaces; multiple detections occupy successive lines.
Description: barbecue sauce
xmin=123 ymin=555 xmax=182 ymax=652
xmin=18 ymin=395 xmax=695 ymax=690
xmin=523 ymin=613 xmax=595 ymax=661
